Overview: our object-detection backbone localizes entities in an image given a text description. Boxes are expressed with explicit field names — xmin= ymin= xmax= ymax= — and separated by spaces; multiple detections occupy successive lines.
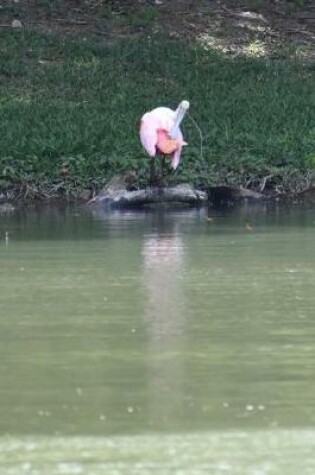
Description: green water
xmin=0 ymin=204 xmax=315 ymax=474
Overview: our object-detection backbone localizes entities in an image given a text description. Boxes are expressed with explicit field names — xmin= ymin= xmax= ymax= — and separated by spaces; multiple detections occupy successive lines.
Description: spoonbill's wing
xmin=139 ymin=116 xmax=158 ymax=157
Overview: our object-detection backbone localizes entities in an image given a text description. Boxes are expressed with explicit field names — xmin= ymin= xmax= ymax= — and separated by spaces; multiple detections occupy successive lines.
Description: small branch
xmin=244 ymin=177 xmax=253 ymax=189
xmin=259 ymin=174 xmax=273 ymax=192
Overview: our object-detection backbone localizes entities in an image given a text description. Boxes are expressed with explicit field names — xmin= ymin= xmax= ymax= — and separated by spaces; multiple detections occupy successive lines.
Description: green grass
xmin=0 ymin=29 xmax=314 ymax=199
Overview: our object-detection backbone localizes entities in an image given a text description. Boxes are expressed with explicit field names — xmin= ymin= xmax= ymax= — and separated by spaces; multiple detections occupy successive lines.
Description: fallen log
xmin=87 ymin=173 xmax=269 ymax=210
xmin=88 ymin=182 xmax=208 ymax=208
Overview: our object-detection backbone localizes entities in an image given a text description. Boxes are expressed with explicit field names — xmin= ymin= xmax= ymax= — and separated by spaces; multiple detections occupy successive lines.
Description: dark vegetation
xmin=0 ymin=0 xmax=314 ymax=201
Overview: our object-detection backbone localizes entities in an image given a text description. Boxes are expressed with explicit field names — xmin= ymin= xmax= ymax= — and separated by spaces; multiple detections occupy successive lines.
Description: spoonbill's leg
xmin=149 ymin=157 xmax=156 ymax=185
xmin=160 ymin=155 xmax=166 ymax=178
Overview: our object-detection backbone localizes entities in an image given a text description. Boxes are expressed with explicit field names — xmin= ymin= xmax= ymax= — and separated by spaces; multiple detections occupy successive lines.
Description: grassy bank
xmin=0 ymin=28 xmax=314 ymax=200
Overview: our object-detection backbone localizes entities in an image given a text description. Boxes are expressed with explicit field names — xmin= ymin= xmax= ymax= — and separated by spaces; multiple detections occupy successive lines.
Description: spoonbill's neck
xmin=169 ymin=100 xmax=190 ymax=139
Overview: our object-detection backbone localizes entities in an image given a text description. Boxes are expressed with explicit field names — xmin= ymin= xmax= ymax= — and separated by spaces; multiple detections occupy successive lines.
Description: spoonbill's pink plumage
xmin=140 ymin=101 xmax=189 ymax=174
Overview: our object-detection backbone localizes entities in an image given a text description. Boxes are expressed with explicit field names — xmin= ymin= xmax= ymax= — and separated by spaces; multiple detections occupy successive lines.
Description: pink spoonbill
xmin=139 ymin=100 xmax=190 ymax=184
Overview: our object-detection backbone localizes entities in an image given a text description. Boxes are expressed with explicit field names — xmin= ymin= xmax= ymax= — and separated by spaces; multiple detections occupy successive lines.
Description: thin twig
xmin=245 ymin=177 xmax=253 ymax=189
xmin=259 ymin=174 xmax=273 ymax=192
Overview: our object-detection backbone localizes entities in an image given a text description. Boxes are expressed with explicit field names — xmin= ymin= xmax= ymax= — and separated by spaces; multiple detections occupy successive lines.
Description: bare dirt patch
xmin=1 ymin=0 xmax=314 ymax=58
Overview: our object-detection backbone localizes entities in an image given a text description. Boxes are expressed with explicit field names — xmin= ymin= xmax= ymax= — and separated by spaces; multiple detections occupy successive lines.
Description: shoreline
xmin=1 ymin=178 xmax=314 ymax=209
